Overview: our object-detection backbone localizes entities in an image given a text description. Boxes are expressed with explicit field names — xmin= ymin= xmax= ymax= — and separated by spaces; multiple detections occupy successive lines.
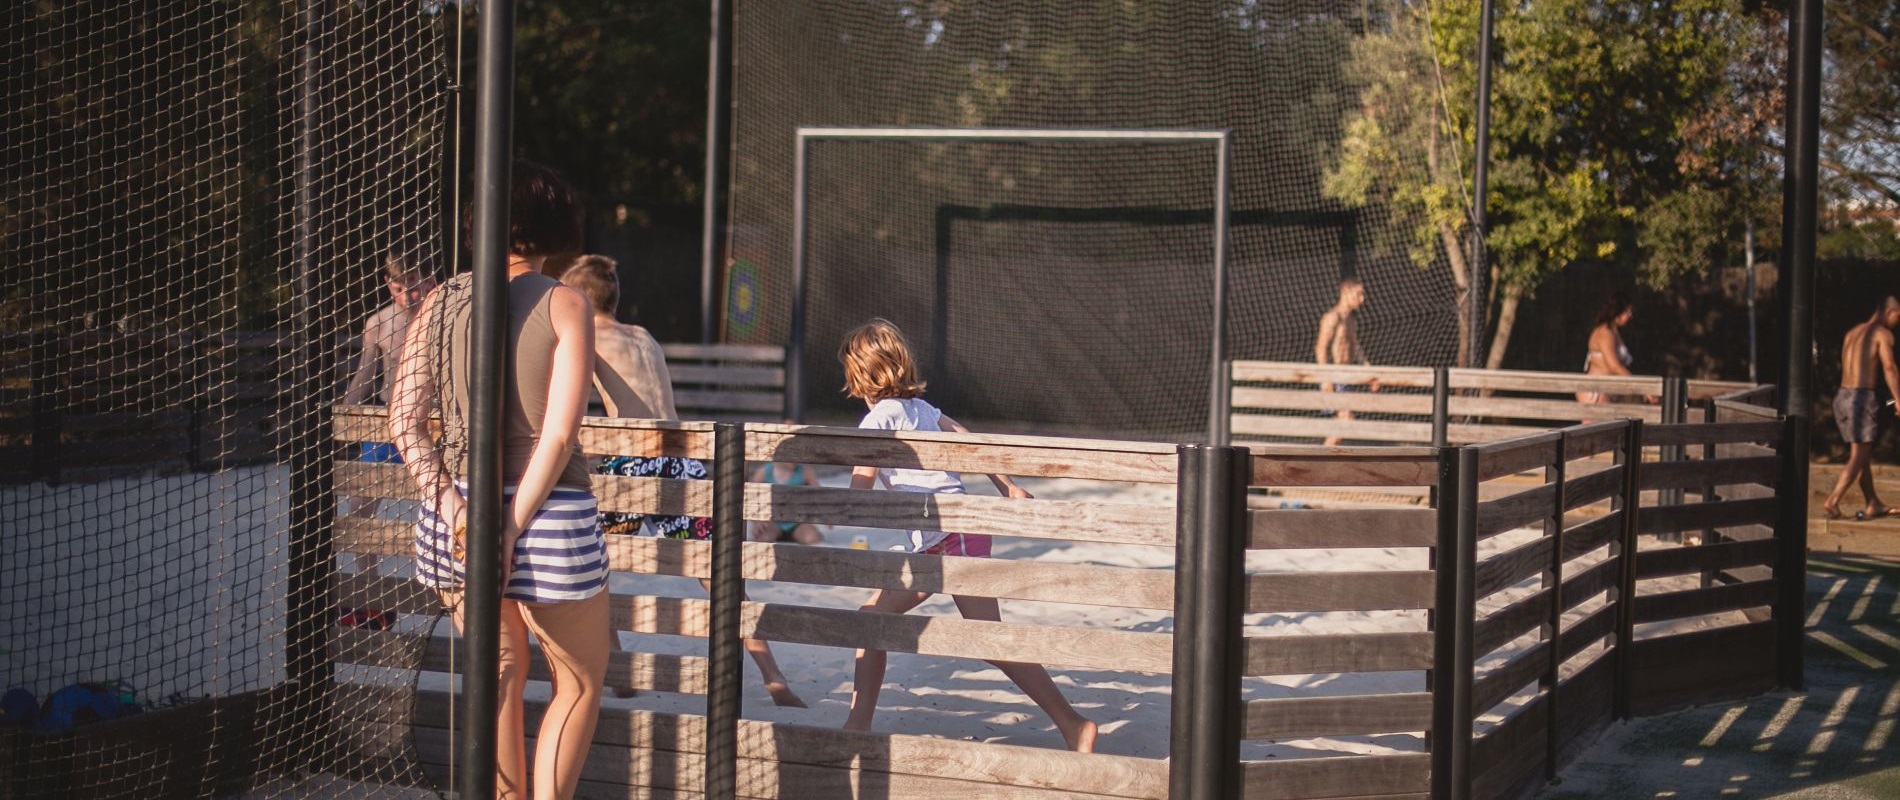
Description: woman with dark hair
xmin=1578 ymin=292 xmax=1637 ymax=405
xmin=390 ymin=161 xmax=607 ymax=799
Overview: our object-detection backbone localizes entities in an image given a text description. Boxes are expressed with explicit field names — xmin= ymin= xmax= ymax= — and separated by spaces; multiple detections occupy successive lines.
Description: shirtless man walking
xmin=1316 ymin=278 xmax=1377 ymax=447
xmin=1823 ymin=295 xmax=1900 ymax=520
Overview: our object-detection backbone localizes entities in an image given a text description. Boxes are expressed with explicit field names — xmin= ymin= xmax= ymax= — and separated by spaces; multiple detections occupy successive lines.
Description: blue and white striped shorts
xmin=414 ymin=485 xmax=609 ymax=604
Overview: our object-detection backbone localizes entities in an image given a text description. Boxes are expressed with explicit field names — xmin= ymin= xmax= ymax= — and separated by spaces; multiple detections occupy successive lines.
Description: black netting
xmin=2 ymin=1 xmax=455 ymax=797
xmin=730 ymin=1 xmax=1462 ymax=440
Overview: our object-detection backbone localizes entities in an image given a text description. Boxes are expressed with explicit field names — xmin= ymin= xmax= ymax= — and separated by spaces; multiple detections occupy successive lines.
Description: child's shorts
xmin=919 ymin=532 xmax=992 ymax=558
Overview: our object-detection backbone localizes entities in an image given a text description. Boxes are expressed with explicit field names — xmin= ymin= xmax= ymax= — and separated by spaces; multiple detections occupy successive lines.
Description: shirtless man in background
xmin=1316 ymin=278 xmax=1377 ymax=447
xmin=1823 ymin=295 xmax=1900 ymax=520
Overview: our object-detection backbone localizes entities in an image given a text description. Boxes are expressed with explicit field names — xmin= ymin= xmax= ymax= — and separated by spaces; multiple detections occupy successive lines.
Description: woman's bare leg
xmin=440 ymin=591 xmax=533 ymax=799
xmin=951 ymin=595 xmax=1097 ymax=752
xmin=696 ymin=578 xmax=807 ymax=707
xmin=519 ymin=591 xmax=610 ymax=800
xmin=842 ymin=589 xmax=929 ymax=731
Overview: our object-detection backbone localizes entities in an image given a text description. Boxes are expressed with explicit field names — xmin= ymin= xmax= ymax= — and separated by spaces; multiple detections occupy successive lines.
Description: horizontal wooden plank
xmin=1239 ymin=754 xmax=1430 ymax=800
xmin=665 ymin=364 xmax=784 ymax=387
xmin=594 ymin=475 xmax=713 ymax=517
xmin=578 ymin=419 xmax=716 ymax=459
xmin=1628 ymin=620 xmax=1777 ymax=714
xmin=1476 ymin=588 xmax=1553 ymax=657
xmin=1638 ymin=497 xmax=1778 ymax=536
xmin=1560 ymin=604 xmax=1617 ymax=663
xmin=1232 ymin=413 xmax=1527 ymax=446
xmin=1455 ymin=395 xmax=1659 ymax=425
xmin=1249 ymin=570 xmax=1435 ymax=613
xmin=1564 ymin=422 xmax=1632 ymax=459
xmin=1231 ymin=386 xmax=1434 ymax=416
xmin=415 ymin=691 xmax=1168 ymax=799
xmin=1713 ymin=397 xmax=1777 ymax=420
xmin=1249 ymin=508 xmax=1437 ymax=549
xmin=1559 ymin=558 xmax=1621 ymax=612
xmin=1230 ymin=361 xmax=1436 ymax=388
xmin=1473 ymin=432 xmax=1561 ymax=480
xmin=1473 ymin=640 xmax=1550 ymax=716
xmin=334 ymin=572 xmax=439 ymax=616
xmin=1248 ymin=453 xmax=1440 ymax=488
xmin=1638 ymin=456 xmax=1778 ymax=492
xmin=1448 ymin=367 xmax=1660 ymax=396
xmin=1562 ymin=465 xmax=1624 ymax=509
xmin=1634 ymin=537 xmax=1778 ymax=580
xmin=745 ymin=482 xmax=1174 ymax=546
xmin=1242 ymin=692 xmax=1434 ymax=740
xmin=1633 ymin=579 xmax=1776 ymax=624
xmin=1475 ymin=536 xmax=1554 ymax=600
xmin=1477 ymin=483 xmax=1557 ymax=539
xmin=1642 ymin=421 xmax=1782 ymax=447
xmin=1244 ymin=631 xmax=1433 ymax=676
xmin=748 ymin=601 xmax=1175 ymax=673
xmin=333 ymin=628 xmax=708 ymax=694
xmin=745 ymin=424 xmax=1179 ymax=485
xmin=742 ymin=538 xmax=1175 ymax=610
xmin=660 ymin=343 xmax=785 ymax=362
xmin=1685 ymin=380 xmax=1759 ymax=400
xmin=673 ymin=389 xmax=782 ymax=414
xmin=335 ymin=517 xmax=411 ymax=556
xmin=1560 ymin=513 xmax=1624 ymax=562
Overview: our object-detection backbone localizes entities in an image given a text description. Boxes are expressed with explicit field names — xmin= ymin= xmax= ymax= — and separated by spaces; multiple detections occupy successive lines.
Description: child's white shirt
xmin=857 ymin=397 xmax=965 ymax=551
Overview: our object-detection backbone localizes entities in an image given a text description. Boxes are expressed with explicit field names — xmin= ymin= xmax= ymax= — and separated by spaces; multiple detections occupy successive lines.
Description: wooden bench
xmin=661 ymin=342 xmax=786 ymax=422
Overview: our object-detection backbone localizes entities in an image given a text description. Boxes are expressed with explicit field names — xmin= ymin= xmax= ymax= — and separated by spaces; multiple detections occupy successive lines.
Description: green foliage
xmin=1326 ymin=0 xmax=1778 ymax=296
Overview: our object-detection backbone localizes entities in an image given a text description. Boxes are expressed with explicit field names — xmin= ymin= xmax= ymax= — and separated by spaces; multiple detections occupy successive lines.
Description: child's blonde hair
xmin=839 ymin=318 xmax=926 ymax=401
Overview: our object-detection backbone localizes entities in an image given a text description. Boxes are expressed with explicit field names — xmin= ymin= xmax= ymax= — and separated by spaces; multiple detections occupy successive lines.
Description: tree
xmin=1325 ymin=0 xmax=1774 ymax=368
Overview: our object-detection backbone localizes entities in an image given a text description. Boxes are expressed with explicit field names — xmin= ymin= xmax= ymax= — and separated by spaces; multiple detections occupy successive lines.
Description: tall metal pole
xmin=1780 ymin=0 xmax=1821 ymax=416
xmin=464 ymin=0 xmax=517 ymax=796
xmin=285 ymin=0 xmax=335 ymax=768
xmin=705 ymin=423 xmax=746 ymax=799
xmin=700 ymin=0 xmax=732 ymax=344
xmin=1209 ymin=133 xmax=1233 ymax=445
xmin=1468 ymin=0 xmax=1497 ymax=369
xmin=785 ymin=134 xmax=809 ymax=423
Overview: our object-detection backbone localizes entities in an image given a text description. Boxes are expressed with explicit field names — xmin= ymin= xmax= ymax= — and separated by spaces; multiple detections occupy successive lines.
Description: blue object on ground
xmin=33 ymin=682 xmax=142 ymax=734
xmin=1 ymin=687 xmax=36 ymax=726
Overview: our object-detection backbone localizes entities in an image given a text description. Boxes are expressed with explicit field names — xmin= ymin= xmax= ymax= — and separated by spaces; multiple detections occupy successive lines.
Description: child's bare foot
xmin=842 ymin=713 xmax=873 ymax=732
xmin=1062 ymin=718 xmax=1098 ymax=753
xmin=765 ymin=679 xmax=807 ymax=708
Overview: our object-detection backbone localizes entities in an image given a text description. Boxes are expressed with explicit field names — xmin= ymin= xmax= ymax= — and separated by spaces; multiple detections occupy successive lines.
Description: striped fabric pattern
xmin=414 ymin=485 xmax=609 ymax=604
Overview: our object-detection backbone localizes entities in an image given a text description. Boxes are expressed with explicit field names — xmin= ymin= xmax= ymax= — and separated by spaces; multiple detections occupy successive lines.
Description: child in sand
xmin=835 ymin=319 xmax=1097 ymax=752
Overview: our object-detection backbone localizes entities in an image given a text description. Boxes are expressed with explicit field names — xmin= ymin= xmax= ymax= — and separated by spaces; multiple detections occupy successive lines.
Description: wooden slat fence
xmin=320 ymin=387 xmax=1795 ymax=800
xmin=1229 ymin=360 xmax=1752 ymax=447
xmin=1239 ymin=447 xmax=1439 ymax=800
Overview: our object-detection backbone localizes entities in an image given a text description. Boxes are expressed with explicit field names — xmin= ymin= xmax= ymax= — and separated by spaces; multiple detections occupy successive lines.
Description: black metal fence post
xmin=1613 ymin=420 xmax=1644 ymax=720
xmin=29 ymin=330 xmax=62 ymax=483
xmin=1543 ymin=433 xmax=1567 ymax=781
xmin=1774 ymin=414 xmax=1810 ymax=690
xmin=1430 ymin=446 xmax=1475 ymax=800
xmin=1169 ymin=444 xmax=1247 ymax=800
xmin=706 ymin=423 xmax=746 ymax=799
xmin=463 ymin=0 xmax=519 ymax=794
xmin=1659 ymin=377 xmax=1687 ymax=537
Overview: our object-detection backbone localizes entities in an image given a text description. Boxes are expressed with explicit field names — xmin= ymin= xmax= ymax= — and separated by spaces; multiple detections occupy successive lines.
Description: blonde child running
xmin=836 ymin=319 xmax=1098 ymax=752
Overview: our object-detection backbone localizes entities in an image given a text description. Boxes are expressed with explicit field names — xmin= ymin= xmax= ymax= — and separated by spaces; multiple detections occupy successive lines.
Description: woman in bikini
xmin=1578 ymin=292 xmax=1646 ymax=406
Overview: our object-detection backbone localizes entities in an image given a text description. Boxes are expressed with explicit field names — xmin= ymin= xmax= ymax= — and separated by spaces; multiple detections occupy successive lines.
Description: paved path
xmin=1541 ymin=553 xmax=1900 ymax=799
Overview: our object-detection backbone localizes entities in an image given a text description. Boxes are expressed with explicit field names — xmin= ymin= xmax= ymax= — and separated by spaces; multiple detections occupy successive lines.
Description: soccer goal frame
xmin=786 ymin=126 xmax=1235 ymax=444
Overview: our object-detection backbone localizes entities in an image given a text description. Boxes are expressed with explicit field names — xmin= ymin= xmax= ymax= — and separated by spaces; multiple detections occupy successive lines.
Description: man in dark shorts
xmin=1823 ymin=296 xmax=1900 ymax=520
